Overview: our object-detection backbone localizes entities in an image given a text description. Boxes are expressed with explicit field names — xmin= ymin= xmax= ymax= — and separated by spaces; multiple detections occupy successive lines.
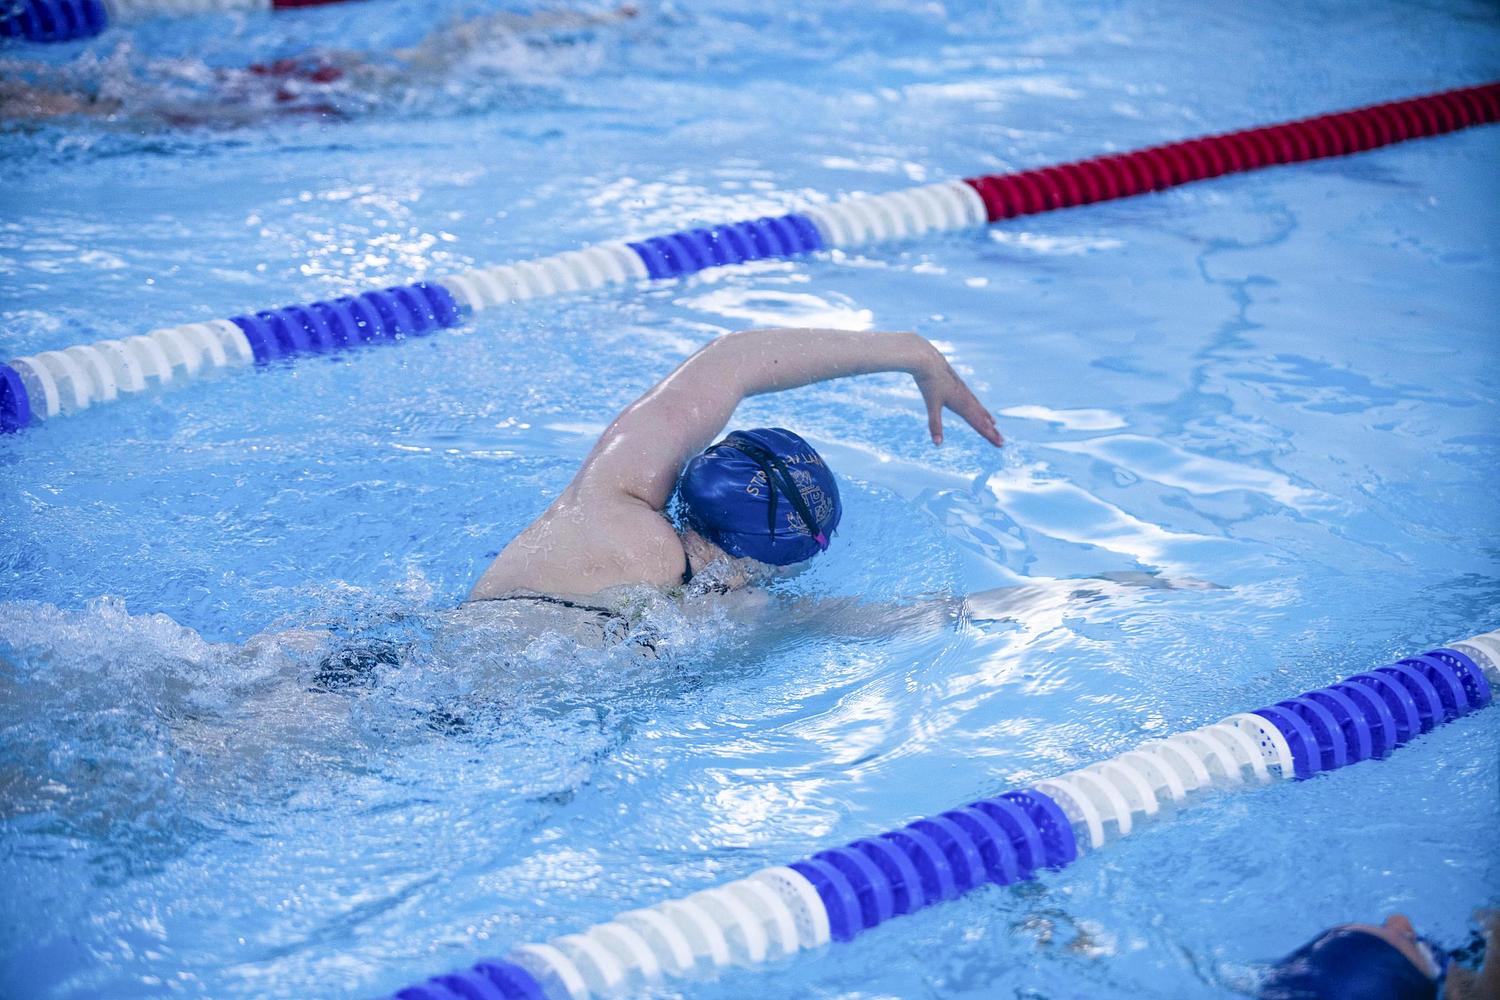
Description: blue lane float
xmin=1 ymin=0 xmax=364 ymax=41
xmin=229 ymin=281 xmax=462 ymax=364
xmin=380 ymin=632 xmax=1499 ymax=1000
xmin=626 ymin=213 xmax=825 ymax=281
xmin=1250 ymin=649 xmax=1489 ymax=778
xmin=0 ymin=364 xmax=33 ymax=434
xmin=0 ymin=0 xmax=107 ymax=41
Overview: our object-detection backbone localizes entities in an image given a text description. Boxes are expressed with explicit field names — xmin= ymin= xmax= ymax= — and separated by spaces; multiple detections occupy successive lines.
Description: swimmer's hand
xmin=912 ymin=343 xmax=1003 ymax=447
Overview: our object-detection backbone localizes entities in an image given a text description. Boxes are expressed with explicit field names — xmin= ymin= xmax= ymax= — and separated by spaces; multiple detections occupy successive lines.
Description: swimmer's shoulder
xmin=470 ymin=495 xmax=686 ymax=600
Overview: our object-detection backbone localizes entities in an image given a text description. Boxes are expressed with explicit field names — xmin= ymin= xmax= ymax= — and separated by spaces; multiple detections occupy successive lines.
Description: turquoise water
xmin=2 ymin=1 xmax=1498 ymax=997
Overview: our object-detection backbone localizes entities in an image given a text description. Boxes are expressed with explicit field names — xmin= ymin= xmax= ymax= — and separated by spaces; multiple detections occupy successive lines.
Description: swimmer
xmin=297 ymin=326 xmax=1204 ymax=695
xmin=1260 ymin=910 xmax=1499 ymax=1000
xmin=0 ymin=3 xmax=638 ymax=127
xmin=456 ymin=328 xmax=1220 ymax=652
xmin=465 ymin=326 xmax=1002 ymax=610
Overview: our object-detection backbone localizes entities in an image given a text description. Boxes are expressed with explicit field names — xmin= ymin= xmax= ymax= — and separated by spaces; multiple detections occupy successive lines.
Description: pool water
xmin=2 ymin=1 xmax=1498 ymax=997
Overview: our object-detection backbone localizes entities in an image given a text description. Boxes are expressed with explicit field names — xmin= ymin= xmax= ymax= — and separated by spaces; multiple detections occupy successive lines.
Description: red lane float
xmin=962 ymin=81 xmax=1500 ymax=221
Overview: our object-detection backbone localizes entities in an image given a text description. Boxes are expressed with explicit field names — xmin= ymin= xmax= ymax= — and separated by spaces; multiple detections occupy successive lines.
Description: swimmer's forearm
xmin=689 ymin=327 xmax=938 ymax=397
xmin=566 ymin=329 xmax=932 ymax=507
xmin=568 ymin=327 xmax=993 ymax=509
xmin=688 ymin=326 xmax=1003 ymax=448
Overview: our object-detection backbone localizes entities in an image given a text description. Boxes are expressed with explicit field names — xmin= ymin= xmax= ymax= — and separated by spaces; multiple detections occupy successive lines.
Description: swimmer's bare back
xmin=467 ymin=328 xmax=1003 ymax=602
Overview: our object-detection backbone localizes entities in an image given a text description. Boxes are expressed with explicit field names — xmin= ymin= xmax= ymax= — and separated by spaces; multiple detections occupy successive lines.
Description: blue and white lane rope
xmin=7 ymin=82 xmax=1498 ymax=434
xmin=0 ymin=181 xmax=986 ymax=433
xmin=1 ymin=0 xmax=348 ymax=42
xmin=381 ymin=629 xmax=1499 ymax=1000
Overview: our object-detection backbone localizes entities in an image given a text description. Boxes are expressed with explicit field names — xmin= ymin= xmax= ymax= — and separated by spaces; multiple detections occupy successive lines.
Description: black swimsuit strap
xmin=482 ymin=593 xmax=666 ymax=656
xmin=469 ymin=593 xmax=625 ymax=620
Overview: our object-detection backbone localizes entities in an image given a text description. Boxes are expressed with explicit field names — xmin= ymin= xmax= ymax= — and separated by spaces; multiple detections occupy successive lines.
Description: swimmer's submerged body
xmin=0 ymin=4 xmax=638 ymax=128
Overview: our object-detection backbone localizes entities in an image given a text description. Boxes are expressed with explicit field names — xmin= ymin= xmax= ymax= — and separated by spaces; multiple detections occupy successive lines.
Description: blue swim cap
xmin=1260 ymin=927 xmax=1437 ymax=1000
xmin=677 ymin=427 xmax=841 ymax=566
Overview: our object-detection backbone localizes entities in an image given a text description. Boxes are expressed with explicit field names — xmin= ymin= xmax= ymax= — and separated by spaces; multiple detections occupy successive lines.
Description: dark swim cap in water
xmin=677 ymin=427 xmax=841 ymax=566
xmin=1260 ymin=927 xmax=1437 ymax=1000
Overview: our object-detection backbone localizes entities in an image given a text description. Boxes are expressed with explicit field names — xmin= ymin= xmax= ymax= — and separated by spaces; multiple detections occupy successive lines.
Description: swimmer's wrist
xmin=898 ymin=333 xmax=942 ymax=375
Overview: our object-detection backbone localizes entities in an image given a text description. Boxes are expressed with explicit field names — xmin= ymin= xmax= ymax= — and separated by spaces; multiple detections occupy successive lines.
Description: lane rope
xmin=381 ymin=629 xmax=1500 ymax=1000
xmin=2 ymin=81 xmax=1496 ymax=435
xmin=0 ymin=0 xmax=351 ymax=40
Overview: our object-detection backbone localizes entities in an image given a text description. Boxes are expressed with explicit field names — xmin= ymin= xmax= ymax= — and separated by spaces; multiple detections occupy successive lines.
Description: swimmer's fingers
xmin=916 ymin=363 xmax=1002 ymax=447
xmin=950 ymin=383 xmax=1003 ymax=448
xmin=923 ymin=388 xmax=946 ymax=445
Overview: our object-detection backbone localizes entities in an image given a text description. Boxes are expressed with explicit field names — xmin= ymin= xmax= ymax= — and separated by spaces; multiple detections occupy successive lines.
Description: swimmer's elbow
xmin=679 ymin=329 xmax=788 ymax=396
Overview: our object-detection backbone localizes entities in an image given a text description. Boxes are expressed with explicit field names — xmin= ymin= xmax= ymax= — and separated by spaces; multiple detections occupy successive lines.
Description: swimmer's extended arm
xmin=470 ymin=328 xmax=1000 ymax=599
xmin=738 ymin=572 xmax=1222 ymax=641
xmin=571 ymin=328 xmax=1002 ymax=510
xmin=395 ymin=4 xmax=639 ymax=76
xmin=0 ymin=77 xmax=122 ymax=122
